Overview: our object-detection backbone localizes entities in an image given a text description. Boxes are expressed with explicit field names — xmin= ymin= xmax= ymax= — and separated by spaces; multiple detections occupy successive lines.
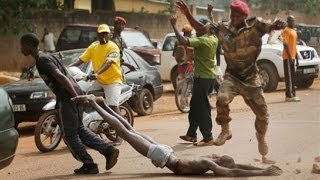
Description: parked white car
xmin=254 ymin=34 xmax=320 ymax=92
xmin=158 ymin=33 xmax=180 ymax=88
xmin=159 ymin=33 xmax=320 ymax=92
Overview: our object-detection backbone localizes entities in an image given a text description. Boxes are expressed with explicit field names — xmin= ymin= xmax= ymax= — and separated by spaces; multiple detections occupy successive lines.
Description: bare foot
xmin=263 ymin=165 xmax=283 ymax=176
xmin=262 ymin=156 xmax=276 ymax=164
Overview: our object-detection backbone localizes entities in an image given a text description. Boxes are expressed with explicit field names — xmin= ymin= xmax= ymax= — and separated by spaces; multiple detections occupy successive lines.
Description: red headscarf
xmin=230 ymin=0 xmax=250 ymax=16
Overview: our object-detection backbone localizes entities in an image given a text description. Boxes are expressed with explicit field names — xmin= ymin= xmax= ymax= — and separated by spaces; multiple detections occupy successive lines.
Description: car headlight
xmin=313 ymin=50 xmax=319 ymax=59
xmin=30 ymin=91 xmax=55 ymax=99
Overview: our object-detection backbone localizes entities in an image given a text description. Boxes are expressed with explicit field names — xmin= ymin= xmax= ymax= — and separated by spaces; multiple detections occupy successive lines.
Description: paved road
xmin=1 ymin=81 xmax=320 ymax=180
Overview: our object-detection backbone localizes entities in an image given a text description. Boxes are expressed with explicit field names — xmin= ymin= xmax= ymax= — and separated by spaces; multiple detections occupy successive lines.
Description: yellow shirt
xmin=80 ymin=41 xmax=123 ymax=85
xmin=282 ymin=27 xmax=297 ymax=60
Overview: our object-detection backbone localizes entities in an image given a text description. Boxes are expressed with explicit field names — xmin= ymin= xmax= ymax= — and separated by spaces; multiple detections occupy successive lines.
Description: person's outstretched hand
xmin=271 ymin=19 xmax=286 ymax=30
xmin=207 ymin=4 xmax=213 ymax=14
xmin=175 ymin=0 xmax=189 ymax=15
xmin=170 ymin=15 xmax=177 ymax=27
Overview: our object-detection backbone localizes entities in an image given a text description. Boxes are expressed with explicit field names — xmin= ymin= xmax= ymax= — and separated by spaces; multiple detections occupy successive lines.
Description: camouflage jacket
xmin=212 ymin=17 xmax=272 ymax=86
xmin=110 ymin=33 xmax=124 ymax=57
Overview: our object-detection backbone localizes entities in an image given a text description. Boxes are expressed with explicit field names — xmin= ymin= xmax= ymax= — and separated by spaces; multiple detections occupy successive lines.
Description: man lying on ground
xmin=72 ymin=94 xmax=282 ymax=177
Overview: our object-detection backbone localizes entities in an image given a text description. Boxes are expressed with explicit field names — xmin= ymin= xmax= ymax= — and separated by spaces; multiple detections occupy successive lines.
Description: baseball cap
xmin=97 ymin=24 xmax=110 ymax=33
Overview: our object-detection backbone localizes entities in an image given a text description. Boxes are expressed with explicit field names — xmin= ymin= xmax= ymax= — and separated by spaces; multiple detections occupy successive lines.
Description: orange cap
xmin=182 ymin=24 xmax=193 ymax=32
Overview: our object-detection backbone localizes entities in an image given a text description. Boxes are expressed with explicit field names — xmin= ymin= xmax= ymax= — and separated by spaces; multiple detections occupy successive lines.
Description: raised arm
xmin=170 ymin=15 xmax=188 ymax=46
xmin=207 ymin=4 xmax=214 ymax=23
xmin=176 ymin=0 xmax=204 ymax=30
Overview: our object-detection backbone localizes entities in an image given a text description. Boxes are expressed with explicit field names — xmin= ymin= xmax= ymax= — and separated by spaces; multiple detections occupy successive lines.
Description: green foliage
xmin=0 ymin=0 xmax=58 ymax=34
xmin=248 ymin=0 xmax=320 ymax=16
xmin=157 ymin=0 xmax=175 ymax=15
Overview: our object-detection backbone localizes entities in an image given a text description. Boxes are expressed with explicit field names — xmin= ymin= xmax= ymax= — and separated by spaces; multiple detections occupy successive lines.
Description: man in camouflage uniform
xmin=175 ymin=0 xmax=286 ymax=161
xmin=111 ymin=16 xmax=135 ymax=71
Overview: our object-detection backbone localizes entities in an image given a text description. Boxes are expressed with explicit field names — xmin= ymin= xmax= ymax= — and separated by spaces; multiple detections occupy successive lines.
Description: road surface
xmin=1 ymin=81 xmax=320 ymax=180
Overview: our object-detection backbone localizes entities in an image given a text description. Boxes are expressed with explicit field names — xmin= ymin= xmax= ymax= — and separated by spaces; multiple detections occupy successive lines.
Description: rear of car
xmin=56 ymin=24 xmax=161 ymax=65
xmin=0 ymin=88 xmax=19 ymax=170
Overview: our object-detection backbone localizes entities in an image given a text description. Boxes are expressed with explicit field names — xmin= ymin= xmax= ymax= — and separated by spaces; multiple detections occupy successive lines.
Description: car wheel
xmin=296 ymin=77 xmax=314 ymax=89
xmin=171 ymin=67 xmax=179 ymax=90
xmin=258 ymin=63 xmax=279 ymax=92
xmin=136 ymin=88 xmax=154 ymax=116
xmin=34 ymin=110 xmax=62 ymax=153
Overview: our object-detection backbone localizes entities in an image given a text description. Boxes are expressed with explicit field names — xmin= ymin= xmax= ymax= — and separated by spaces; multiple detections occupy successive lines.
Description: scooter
xmin=34 ymin=67 xmax=136 ymax=152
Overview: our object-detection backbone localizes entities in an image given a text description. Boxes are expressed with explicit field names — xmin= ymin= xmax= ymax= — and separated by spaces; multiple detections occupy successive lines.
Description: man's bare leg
xmin=73 ymin=95 xmax=151 ymax=156
xmin=95 ymin=97 xmax=158 ymax=144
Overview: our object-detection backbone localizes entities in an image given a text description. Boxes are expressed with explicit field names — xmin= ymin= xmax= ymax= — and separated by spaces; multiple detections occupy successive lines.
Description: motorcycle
xmin=34 ymin=66 xmax=137 ymax=152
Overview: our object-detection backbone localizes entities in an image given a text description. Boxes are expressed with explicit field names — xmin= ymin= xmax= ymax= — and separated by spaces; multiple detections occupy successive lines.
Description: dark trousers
xmin=283 ymin=60 xmax=296 ymax=98
xmin=58 ymin=99 xmax=112 ymax=164
xmin=187 ymin=77 xmax=215 ymax=142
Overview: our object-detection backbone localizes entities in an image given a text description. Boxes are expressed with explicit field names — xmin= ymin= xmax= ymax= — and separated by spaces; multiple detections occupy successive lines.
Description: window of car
xmin=59 ymin=51 xmax=88 ymax=72
xmin=121 ymin=31 xmax=153 ymax=48
xmin=61 ymin=29 xmax=82 ymax=43
xmin=122 ymin=50 xmax=140 ymax=74
xmin=162 ymin=36 xmax=177 ymax=51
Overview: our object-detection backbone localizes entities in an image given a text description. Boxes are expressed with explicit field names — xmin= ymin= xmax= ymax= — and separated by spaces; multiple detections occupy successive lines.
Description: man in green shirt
xmin=170 ymin=15 xmax=218 ymax=146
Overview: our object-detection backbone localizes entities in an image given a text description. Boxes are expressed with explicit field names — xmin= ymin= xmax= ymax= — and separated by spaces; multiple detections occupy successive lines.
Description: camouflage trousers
xmin=216 ymin=74 xmax=269 ymax=135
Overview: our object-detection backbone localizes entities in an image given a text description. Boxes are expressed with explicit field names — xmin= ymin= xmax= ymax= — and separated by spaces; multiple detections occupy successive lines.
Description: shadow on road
xmin=171 ymin=143 xmax=203 ymax=152
xmin=33 ymin=172 xmax=218 ymax=180
xmin=19 ymin=146 xmax=70 ymax=157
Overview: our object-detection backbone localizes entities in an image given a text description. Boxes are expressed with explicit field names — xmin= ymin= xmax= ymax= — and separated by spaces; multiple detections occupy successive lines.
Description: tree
xmin=0 ymin=0 xmax=59 ymax=34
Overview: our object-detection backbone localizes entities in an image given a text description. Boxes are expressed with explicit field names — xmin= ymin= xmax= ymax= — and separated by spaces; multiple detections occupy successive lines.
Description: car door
xmin=158 ymin=35 xmax=178 ymax=81
xmin=122 ymin=50 xmax=145 ymax=89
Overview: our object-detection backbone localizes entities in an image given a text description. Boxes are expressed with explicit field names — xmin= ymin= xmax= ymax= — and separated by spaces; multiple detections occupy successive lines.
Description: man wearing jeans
xmin=170 ymin=15 xmax=218 ymax=146
xmin=20 ymin=33 xmax=119 ymax=174
xmin=282 ymin=16 xmax=300 ymax=102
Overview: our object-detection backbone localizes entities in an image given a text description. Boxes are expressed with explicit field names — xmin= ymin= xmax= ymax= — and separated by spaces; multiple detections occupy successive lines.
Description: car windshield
xmin=121 ymin=31 xmax=153 ymax=48
xmin=59 ymin=51 xmax=84 ymax=65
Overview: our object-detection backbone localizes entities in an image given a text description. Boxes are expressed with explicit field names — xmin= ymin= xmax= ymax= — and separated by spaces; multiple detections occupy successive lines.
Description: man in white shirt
xmin=41 ymin=27 xmax=56 ymax=52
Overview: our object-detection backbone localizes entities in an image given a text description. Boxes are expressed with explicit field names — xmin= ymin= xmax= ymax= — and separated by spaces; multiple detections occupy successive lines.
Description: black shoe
xmin=74 ymin=163 xmax=99 ymax=174
xmin=105 ymin=147 xmax=119 ymax=170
